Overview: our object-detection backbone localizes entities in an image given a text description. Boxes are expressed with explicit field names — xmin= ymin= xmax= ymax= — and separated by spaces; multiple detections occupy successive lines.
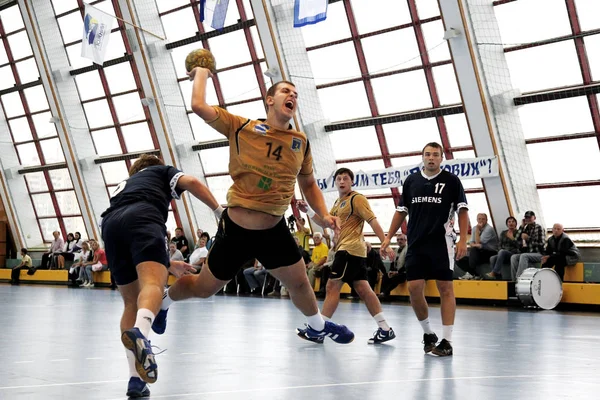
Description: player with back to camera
xmin=380 ymin=142 xmax=469 ymax=357
xmin=100 ymin=154 xmax=223 ymax=397
xmin=151 ymin=58 xmax=355 ymax=347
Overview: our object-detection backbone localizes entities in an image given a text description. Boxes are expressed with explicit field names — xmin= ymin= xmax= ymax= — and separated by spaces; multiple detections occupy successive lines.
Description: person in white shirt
xmin=189 ymin=236 xmax=209 ymax=272
xmin=169 ymin=242 xmax=184 ymax=262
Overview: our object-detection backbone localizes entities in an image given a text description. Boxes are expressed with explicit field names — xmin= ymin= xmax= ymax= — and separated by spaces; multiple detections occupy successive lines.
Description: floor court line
xmin=0 ymin=379 xmax=128 ymax=390
xmin=103 ymin=373 xmax=580 ymax=400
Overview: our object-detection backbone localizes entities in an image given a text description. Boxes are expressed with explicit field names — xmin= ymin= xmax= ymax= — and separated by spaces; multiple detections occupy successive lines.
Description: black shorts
xmin=101 ymin=203 xmax=169 ymax=286
xmin=405 ymin=237 xmax=455 ymax=281
xmin=329 ymin=250 xmax=368 ymax=284
xmin=207 ymin=209 xmax=302 ymax=281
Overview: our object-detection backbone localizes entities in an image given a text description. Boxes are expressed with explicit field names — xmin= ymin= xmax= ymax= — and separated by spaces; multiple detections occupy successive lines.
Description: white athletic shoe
xmin=459 ymin=272 xmax=474 ymax=280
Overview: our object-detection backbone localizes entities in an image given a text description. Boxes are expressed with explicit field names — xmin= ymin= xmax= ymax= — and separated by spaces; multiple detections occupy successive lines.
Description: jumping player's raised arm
xmin=189 ymin=67 xmax=218 ymax=122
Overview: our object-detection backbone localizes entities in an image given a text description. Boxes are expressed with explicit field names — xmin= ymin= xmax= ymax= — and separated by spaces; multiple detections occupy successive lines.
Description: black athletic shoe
xmin=431 ymin=338 xmax=453 ymax=357
xmin=423 ymin=333 xmax=438 ymax=353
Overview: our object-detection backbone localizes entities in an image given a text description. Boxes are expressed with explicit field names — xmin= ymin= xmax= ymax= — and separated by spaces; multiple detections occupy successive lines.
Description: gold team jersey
xmin=330 ymin=191 xmax=375 ymax=257
xmin=207 ymin=107 xmax=313 ymax=216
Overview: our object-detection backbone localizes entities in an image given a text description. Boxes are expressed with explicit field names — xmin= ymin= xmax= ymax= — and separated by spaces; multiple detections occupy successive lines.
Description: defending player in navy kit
xmin=100 ymin=154 xmax=222 ymax=397
xmin=380 ymin=142 xmax=469 ymax=357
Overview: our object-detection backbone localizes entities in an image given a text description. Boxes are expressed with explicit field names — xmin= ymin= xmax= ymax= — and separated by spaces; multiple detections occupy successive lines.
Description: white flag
xmin=81 ymin=4 xmax=114 ymax=65
xmin=294 ymin=0 xmax=328 ymax=27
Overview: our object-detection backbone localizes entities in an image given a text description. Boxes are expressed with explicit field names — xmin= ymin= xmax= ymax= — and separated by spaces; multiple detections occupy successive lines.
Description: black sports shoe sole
xmin=126 ymin=387 xmax=151 ymax=398
xmin=121 ymin=331 xmax=158 ymax=384
xmin=431 ymin=348 xmax=453 ymax=357
xmin=296 ymin=329 xmax=324 ymax=344
xmin=424 ymin=344 xmax=437 ymax=353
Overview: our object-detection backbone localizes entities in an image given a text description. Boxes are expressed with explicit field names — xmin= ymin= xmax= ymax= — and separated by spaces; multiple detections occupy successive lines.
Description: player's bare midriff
xmin=227 ymin=206 xmax=282 ymax=230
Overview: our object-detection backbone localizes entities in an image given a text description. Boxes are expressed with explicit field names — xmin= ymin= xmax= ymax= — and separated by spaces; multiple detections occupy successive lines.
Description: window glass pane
xmin=190 ymin=115 xmax=224 ymax=142
xmin=0 ymin=66 xmax=16 ymax=91
xmin=200 ymin=147 xmax=230 ymax=174
xmin=57 ymin=12 xmax=83 ymax=43
xmin=0 ymin=43 xmax=8 ymax=64
xmin=103 ymin=33 xmax=127 ymax=62
xmin=24 ymin=171 xmax=48 ymax=192
xmin=101 ymin=161 xmax=129 ymax=185
xmin=384 ymin=118 xmax=441 ymax=153
xmin=121 ymin=123 xmax=155 ymax=152
xmin=15 ymin=59 xmax=39 ymax=84
xmin=329 ymin=126 xmax=381 ymax=159
xmin=518 ymin=97 xmax=593 ymax=139
xmin=218 ymin=66 xmax=261 ymax=102
xmin=308 ymin=42 xmax=361 ymax=85
xmin=1 ymin=92 xmax=24 ymax=117
xmin=241 ymin=0 xmax=254 ymax=19
xmin=32 ymin=193 xmax=55 ymax=217
xmin=575 ymin=0 xmax=600 ymax=31
xmin=7 ymin=31 xmax=33 ymax=60
xmin=40 ymin=138 xmax=65 ymax=163
xmin=91 ymin=128 xmax=123 ymax=156
xmin=506 ymin=42 xmax=582 ymax=93
xmin=527 ymin=138 xmax=600 ymax=183
xmin=318 ymin=82 xmax=370 ymax=121
xmin=226 ymin=101 xmax=266 ymax=121
xmin=32 ymin=112 xmax=58 ymax=139
xmin=9 ymin=117 xmax=32 ymax=142
xmin=249 ymin=26 xmax=263 ymax=58
xmin=55 ymin=191 xmax=80 ymax=215
xmin=416 ymin=0 xmax=441 ymax=19
xmin=49 ymin=169 xmax=73 ymax=190
xmin=206 ymin=175 xmax=234 ymax=205
xmin=391 ymin=155 xmax=423 ymax=167
xmin=494 ymin=0 xmax=571 ymax=44
xmin=161 ymin=7 xmax=199 ymax=42
xmin=301 ymin=2 xmax=350 ymax=46
xmin=371 ymin=71 xmax=432 ymax=114
xmin=23 ymin=85 xmax=49 ymax=113
xmin=84 ymin=99 xmax=114 ymax=129
xmin=362 ymin=198 xmax=397 ymax=236
xmin=166 ymin=211 xmax=178 ymax=235
xmin=156 ymin=0 xmax=189 ymax=13
xmin=351 ymin=0 xmax=411 ymax=34
xmin=538 ymin=186 xmax=600 ymax=228
xmin=209 ymin=30 xmax=252 ymax=69
xmin=432 ymin=64 xmax=461 ymax=105
xmin=112 ymin=93 xmax=145 ymax=123
xmin=421 ymin=20 xmax=450 ymax=62
xmin=104 ymin=63 xmax=137 ymax=93
xmin=362 ymin=30 xmax=421 ymax=73
xmin=584 ymin=34 xmax=600 ymax=81
xmin=51 ymin=0 xmax=79 ymax=15
xmin=0 ymin=5 xmax=24 ymax=34
xmin=337 ymin=159 xmax=385 ymax=174
xmin=75 ymin=72 xmax=105 ymax=101
xmin=66 ymin=43 xmax=93 ymax=69
xmin=445 ymin=113 xmax=472 ymax=147
xmin=16 ymin=142 xmax=41 ymax=166
xmin=63 ymin=217 xmax=87 ymax=238
xmin=39 ymin=218 xmax=60 ymax=242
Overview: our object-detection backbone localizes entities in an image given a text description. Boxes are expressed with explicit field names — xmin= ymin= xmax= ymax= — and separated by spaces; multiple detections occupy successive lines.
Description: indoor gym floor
xmin=0 ymin=284 xmax=598 ymax=400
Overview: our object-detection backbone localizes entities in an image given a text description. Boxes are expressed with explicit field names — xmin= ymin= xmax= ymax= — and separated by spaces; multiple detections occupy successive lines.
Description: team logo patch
xmin=291 ymin=137 xmax=302 ymax=152
xmin=254 ymin=124 xmax=269 ymax=135
xmin=257 ymin=176 xmax=273 ymax=190
xmin=339 ymin=200 xmax=347 ymax=208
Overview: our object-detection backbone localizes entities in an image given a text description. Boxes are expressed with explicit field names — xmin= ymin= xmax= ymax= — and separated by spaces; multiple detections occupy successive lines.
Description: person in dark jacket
xmin=541 ymin=223 xmax=580 ymax=281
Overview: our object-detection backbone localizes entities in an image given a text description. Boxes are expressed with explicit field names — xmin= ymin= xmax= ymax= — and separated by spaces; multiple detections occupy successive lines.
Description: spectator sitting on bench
xmin=510 ymin=211 xmax=545 ymax=281
xmin=41 ymin=231 xmax=64 ymax=270
xmin=54 ymin=232 xmax=78 ymax=270
xmin=169 ymin=242 xmax=184 ymax=262
xmin=486 ymin=216 xmax=520 ymax=280
xmin=541 ymin=223 xmax=581 ymax=282
xmin=379 ymin=233 xmax=408 ymax=298
xmin=459 ymin=213 xmax=498 ymax=280
xmin=9 ymin=248 xmax=32 ymax=285
xmin=74 ymin=241 xmax=95 ymax=287
xmin=189 ymin=235 xmax=209 ymax=273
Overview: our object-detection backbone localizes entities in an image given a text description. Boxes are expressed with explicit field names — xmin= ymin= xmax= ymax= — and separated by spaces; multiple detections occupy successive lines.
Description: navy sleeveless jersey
xmin=101 ymin=165 xmax=185 ymax=222
xmin=398 ymin=170 xmax=468 ymax=248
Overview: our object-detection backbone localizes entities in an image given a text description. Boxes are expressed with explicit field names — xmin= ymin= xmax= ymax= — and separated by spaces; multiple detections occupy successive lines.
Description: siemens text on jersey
xmin=411 ymin=196 xmax=442 ymax=204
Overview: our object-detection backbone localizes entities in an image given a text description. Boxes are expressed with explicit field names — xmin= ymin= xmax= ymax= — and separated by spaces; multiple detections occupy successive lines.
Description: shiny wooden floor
xmin=0 ymin=284 xmax=598 ymax=400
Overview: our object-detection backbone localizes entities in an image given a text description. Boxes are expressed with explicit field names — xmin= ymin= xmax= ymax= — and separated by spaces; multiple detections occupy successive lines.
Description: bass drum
xmin=516 ymin=268 xmax=563 ymax=310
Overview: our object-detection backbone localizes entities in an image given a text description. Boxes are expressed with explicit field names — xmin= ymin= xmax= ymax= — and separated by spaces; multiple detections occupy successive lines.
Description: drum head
xmin=530 ymin=268 xmax=563 ymax=310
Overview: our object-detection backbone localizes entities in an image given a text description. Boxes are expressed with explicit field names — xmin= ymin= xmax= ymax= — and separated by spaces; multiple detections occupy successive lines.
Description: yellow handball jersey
xmin=207 ymin=107 xmax=313 ymax=216
xmin=330 ymin=191 xmax=375 ymax=257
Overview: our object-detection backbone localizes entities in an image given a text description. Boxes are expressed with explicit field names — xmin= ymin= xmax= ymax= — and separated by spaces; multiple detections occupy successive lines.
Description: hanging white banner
xmin=81 ymin=4 xmax=114 ymax=65
xmin=315 ymin=156 xmax=499 ymax=192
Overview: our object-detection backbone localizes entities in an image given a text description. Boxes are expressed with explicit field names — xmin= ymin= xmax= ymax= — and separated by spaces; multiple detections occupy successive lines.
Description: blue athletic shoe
xmin=368 ymin=327 xmax=396 ymax=344
xmin=151 ymin=308 xmax=168 ymax=335
xmin=304 ymin=321 xmax=354 ymax=344
xmin=121 ymin=328 xmax=158 ymax=384
xmin=126 ymin=377 xmax=150 ymax=398
xmin=296 ymin=325 xmax=324 ymax=344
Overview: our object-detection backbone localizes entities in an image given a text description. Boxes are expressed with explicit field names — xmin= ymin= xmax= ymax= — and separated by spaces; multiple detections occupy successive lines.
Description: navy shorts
xmin=207 ymin=209 xmax=302 ymax=281
xmin=329 ymin=250 xmax=368 ymax=284
xmin=101 ymin=203 xmax=169 ymax=286
xmin=405 ymin=237 xmax=455 ymax=281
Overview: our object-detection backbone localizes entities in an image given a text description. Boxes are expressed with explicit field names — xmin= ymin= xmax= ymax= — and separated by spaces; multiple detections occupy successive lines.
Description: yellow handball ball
xmin=185 ymin=48 xmax=217 ymax=74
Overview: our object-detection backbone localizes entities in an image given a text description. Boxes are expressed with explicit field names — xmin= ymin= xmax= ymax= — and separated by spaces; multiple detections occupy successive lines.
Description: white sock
xmin=161 ymin=287 xmax=174 ymax=310
xmin=125 ymin=349 xmax=140 ymax=378
xmin=134 ymin=308 xmax=155 ymax=338
xmin=373 ymin=312 xmax=390 ymax=331
xmin=306 ymin=312 xmax=325 ymax=331
xmin=322 ymin=315 xmax=331 ymax=322
xmin=443 ymin=325 xmax=453 ymax=342
xmin=419 ymin=317 xmax=434 ymax=334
